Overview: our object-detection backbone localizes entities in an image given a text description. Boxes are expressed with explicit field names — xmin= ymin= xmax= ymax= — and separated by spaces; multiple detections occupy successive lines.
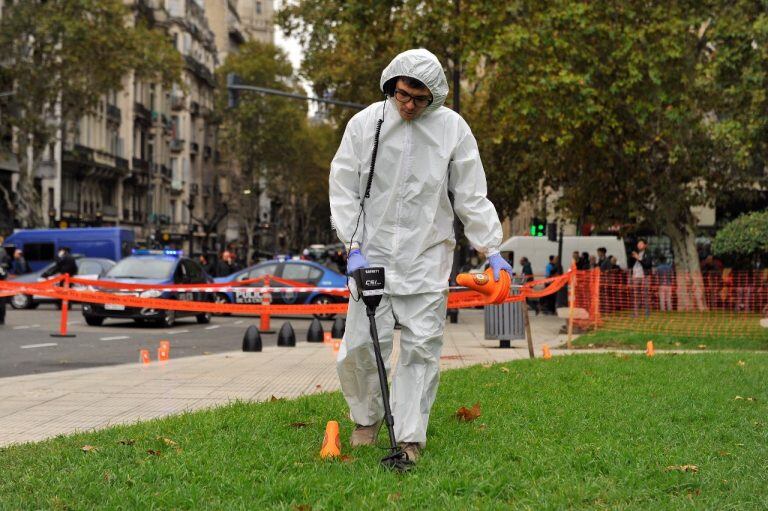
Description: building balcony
xmin=171 ymin=179 xmax=183 ymax=192
xmin=115 ymin=156 xmax=129 ymax=170
xmin=102 ymin=205 xmax=118 ymax=218
xmin=203 ymin=184 xmax=212 ymax=197
xmin=107 ymin=104 xmax=121 ymax=124
xmin=183 ymin=55 xmax=215 ymax=88
xmin=170 ymin=139 xmax=184 ymax=152
xmin=190 ymin=101 xmax=200 ymax=116
xmin=190 ymin=142 xmax=199 ymax=154
xmin=66 ymin=144 xmax=94 ymax=162
xmin=132 ymin=157 xmax=150 ymax=173
xmin=134 ymin=102 xmax=151 ymax=122
xmin=160 ymin=164 xmax=172 ymax=179
xmin=190 ymin=183 xmax=199 ymax=196
xmin=203 ymin=146 xmax=212 ymax=159
xmin=171 ymin=94 xmax=184 ymax=111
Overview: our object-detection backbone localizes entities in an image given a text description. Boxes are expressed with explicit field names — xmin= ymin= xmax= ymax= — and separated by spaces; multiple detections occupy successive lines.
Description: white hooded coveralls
xmin=330 ymin=49 xmax=503 ymax=446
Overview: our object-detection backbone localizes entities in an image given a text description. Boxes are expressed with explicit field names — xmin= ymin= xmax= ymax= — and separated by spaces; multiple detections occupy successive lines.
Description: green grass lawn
xmin=574 ymin=311 xmax=768 ymax=350
xmin=2 ymin=353 xmax=768 ymax=509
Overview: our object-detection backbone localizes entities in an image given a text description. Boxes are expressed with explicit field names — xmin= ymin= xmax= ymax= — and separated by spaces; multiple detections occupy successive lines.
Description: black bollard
xmin=307 ymin=318 xmax=324 ymax=343
xmin=331 ymin=317 xmax=345 ymax=339
xmin=242 ymin=325 xmax=262 ymax=352
xmin=277 ymin=322 xmax=296 ymax=347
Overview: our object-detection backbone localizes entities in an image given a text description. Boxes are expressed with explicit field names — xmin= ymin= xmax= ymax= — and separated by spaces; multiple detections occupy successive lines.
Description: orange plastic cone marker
xmin=158 ymin=343 xmax=169 ymax=362
xmin=542 ymin=344 xmax=552 ymax=360
xmin=140 ymin=349 xmax=150 ymax=365
xmin=456 ymin=268 xmax=511 ymax=304
xmin=320 ymin=420 xmax=341 ymax=458
xmin=323 ymin=331 xmax=332 ymax=344
xmin=646 ymin=341 xmax=655 ymax=357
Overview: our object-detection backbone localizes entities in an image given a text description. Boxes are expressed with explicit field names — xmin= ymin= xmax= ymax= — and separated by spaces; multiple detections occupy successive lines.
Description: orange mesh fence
xmin=571 ymin=268 xmax=768 ymax=341
xmin=0 ymin=272 xmax=573 ymax=315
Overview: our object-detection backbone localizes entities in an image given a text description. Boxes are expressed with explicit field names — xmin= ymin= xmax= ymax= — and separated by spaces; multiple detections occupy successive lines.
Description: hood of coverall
xmin=379 ymin=49 xmax=449 ymax=115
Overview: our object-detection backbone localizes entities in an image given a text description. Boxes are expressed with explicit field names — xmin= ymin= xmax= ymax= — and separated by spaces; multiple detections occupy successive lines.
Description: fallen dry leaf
xmin=340 ymin=454 xmax=355 ymax=463
xmin=674 ymin=342 xmax=682 ymax=347
xmin=161 ymin=437 xmax=177 ymax=446
xmin=500 ymin=367 xmax=510 ymax=373
xmin=202 ymin=351 xmax=212 ymax=355
xmin=456 ymin=403 xmax=481 ymax=422
xmin=665 ymin=465 xmax=699 ymax=473
xmin=388 ymin=493 xmax=402 ymax=502
xmin=315 ymin=384 xmax=322 ymax=389
xmin=697 ymin=344 xmax=707 ymax=350
xmin=146 ymin=449 xmax=161 ymax=456
xmin=292 ymin=505 xmax=312 ymax=511
xmin=734 ymin=396 xmax=756 ymax=401
xmin=117 ymin=439 xmax=135 ymax=446
xmin=290 ymin=422 xmax=308 ymax=428
xmin=270 ymin=395 xmax=284 ymax=402
xmin=81 ymin=445 xmax=97 ymax=453
xmin=717 ymin=451 xmax=730 ymax=457
xmin=477 ymin=423 xmax=487 ymax=430
xmin=481 ymin=363 xmax=492 ymax=369
xmin=737 ymin=360 xmax=746 ymax=367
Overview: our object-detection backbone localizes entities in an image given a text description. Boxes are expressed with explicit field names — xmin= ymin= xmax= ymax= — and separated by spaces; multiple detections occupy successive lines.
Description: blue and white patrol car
xmin=81 ymin=249 xmax=214 ymax=327
xmin=213 ymin=259 xmax=347 ymax=319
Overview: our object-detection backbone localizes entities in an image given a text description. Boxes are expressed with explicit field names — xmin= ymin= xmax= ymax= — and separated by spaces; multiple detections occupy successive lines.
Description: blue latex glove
xmin=346 ymin=249 xmax=369 ymax=275
xmin=488 ymin=253 xmax=513 ymax=282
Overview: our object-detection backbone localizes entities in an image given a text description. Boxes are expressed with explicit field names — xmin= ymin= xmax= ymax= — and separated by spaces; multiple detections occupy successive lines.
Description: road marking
xmin=13 ymin=324 xmax=41 ymax=330
xmin=233 ymin=320 xmax=244 ymax=325
xmin=204 ymin=325 xmax=220 ymax=330
xmin=67 ymin=321 xmax=82 ymax=325
xmin=100 ymin=335 xmax=130 ymax=341
xmin=20 ymin=343 xmax=58 ymax=349
xmin=164 ymin=330 xmax=190 ymax=335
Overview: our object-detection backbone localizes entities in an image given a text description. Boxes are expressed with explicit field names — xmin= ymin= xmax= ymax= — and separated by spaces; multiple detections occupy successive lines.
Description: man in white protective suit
xmin=329 ymin=48 xmax=512 ymax=462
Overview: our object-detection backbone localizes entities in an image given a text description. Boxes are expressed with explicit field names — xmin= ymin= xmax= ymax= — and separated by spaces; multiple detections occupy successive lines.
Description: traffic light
xmin=530 ymin=217 xmax=546 ymax=237
xmin=226 ymin=73 xmax=240 ymax=108
xmin=547 ymin=222 xmax=558 ymax=242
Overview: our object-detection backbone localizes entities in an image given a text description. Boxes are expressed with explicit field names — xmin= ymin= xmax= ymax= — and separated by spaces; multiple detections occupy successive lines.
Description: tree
xmin=712 ymin=211 xmax=768 ymax=268
xmin=469 ymin=0 xmax=768 ymax=310
xmin=0 ymin=0 xmax=182 ymax=227
xmin=216 ymin=41 xmax=333 ymax=261
xmin=279 ymin=1 xmax=768 ymax=311
xmin=278 ymin=0 xmax=464 ymax=129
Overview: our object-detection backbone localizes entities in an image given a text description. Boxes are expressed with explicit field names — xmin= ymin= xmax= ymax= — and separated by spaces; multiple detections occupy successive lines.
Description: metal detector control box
xmin=352 ymin=267 xmax=385 ymax=310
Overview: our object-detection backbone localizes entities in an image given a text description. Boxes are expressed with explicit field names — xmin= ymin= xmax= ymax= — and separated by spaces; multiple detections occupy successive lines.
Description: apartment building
xmin=23 ymin=0 xmax=262 ymax=256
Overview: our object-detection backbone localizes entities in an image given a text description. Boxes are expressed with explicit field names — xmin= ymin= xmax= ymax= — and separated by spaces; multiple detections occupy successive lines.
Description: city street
xmin=0 ymin=304 xmax=324 ymax=378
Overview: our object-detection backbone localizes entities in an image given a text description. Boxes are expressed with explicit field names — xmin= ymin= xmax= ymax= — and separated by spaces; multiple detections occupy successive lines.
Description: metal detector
xmin=351 ymin=267 xmax=413 ymax=472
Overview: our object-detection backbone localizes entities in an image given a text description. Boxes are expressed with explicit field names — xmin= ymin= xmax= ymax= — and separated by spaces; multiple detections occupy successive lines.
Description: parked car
xmin=81 ymin=249 xmax=213 ymax=327
xmin=9 ymin=256 xmax=115 ymax=310
xmin=213 ymin=259 xmax=348 ymax=319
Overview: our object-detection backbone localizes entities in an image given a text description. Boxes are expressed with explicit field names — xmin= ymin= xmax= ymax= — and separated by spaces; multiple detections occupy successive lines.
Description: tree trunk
xmin=14 ymin=135 xmax=45 ymax=228
xmin=666 ymin=219 xmax=707 ymax=312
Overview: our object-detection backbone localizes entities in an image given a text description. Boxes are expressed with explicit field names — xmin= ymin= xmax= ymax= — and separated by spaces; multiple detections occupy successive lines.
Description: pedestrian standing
xmin=329 ymin=49 xmax=511 ymax=462
xmin=629 ymin=239 xmax=652 ymax=317
xmin=11 ymin=249 xmax=31 ymax=275
xmin=656 ymin=255 xmax=674 ymax=312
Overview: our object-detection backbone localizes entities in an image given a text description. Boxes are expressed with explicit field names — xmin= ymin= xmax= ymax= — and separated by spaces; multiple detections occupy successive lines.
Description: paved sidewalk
xmin=0 ymin=309 xmax=569 ymax=447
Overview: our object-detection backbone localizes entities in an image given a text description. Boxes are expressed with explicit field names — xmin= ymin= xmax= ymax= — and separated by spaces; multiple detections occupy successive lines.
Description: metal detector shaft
xmin=366 ymin=309 xmax=398 ymax=451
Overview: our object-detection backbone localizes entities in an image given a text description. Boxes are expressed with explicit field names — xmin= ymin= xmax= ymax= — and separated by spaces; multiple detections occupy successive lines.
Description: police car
xmin=82 ymin=249 xmax=214 ymax=327
xmin=213 ymin=259 xmax=347 ymax=319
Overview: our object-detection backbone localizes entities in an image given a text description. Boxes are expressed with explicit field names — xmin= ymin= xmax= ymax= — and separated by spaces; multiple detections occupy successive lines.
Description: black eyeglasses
xmin=393 ymin=88 xmax=433 ymax=108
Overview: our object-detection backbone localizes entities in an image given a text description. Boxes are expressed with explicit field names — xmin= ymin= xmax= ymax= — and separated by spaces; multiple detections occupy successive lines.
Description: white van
xmin=498 ymin=236 xmax=627 ymax=276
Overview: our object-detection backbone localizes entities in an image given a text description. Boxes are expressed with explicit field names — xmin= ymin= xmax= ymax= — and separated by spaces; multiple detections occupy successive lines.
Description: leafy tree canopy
xmin=712 ymin=210 xmax=768 ymax=260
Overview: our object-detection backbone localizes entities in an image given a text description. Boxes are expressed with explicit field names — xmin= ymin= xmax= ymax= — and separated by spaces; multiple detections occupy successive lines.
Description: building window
xmin=256 ymin=1 xmax=261 ymax=14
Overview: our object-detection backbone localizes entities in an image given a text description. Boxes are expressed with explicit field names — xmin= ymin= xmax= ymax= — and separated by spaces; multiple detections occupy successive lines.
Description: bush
xmin=712 ymin=210 xmax=768 ymax=262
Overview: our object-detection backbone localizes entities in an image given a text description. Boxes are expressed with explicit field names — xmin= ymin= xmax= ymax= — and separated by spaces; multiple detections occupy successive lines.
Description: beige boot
xmin=349 ymin=421 xmax=382 ymax=447
xmin=399 ymin=442 xmax=421 ymax=462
